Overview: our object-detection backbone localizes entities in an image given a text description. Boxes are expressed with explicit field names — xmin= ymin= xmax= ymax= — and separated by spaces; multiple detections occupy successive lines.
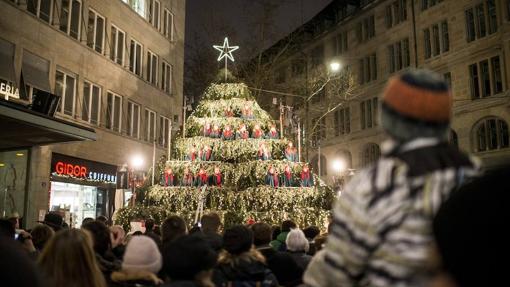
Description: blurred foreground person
xmin=431 ymin=166 xmax=510 ymax=287
xmin=304 ymin=69 xmax=479 ymax=287
xmin=162 ymin=235 xmax=218 ymax=287
xmin=38 ymin=229 xmax=106 ymax=287
xmin=0 ymin=237 xmax=43 ymax=287
xmin=200 ymin=212 xmax=223 ymax=251
xmin=161 ymin=216 xmax=187 ymax=246
xmin=111 ymin=235 xmax=163 ymax=286
xmin=285 ymin=229 xmax=312 ymax=270
xmin=31 ymin=224 xmax=54 ymax=253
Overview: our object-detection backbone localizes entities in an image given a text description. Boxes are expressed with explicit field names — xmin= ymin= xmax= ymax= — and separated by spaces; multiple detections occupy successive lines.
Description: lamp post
xmin=129 ymin=155 xmax=144 ymax=207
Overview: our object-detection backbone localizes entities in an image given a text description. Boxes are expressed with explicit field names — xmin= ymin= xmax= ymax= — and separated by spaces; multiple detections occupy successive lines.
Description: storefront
xmin=49 ymin=153 xmax=117 ymax=227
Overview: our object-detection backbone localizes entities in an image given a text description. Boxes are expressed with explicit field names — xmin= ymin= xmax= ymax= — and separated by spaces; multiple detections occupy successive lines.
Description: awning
xmin=0 ymin=100 xmax=96 ymax=149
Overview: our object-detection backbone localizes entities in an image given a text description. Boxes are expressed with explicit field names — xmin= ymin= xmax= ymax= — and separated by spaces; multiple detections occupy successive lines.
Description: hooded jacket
xmin=213 ymin=252 xmax=278 ymax=287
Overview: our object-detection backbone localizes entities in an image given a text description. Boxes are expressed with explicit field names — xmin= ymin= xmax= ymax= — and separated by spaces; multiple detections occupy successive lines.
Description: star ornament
xmin=213 ymin=37 xmax=239 ymax=62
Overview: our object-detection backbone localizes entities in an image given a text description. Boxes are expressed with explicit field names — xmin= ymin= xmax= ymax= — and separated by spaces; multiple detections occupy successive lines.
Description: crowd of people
xmin=1 ymin=69 xmax=509 ymax=287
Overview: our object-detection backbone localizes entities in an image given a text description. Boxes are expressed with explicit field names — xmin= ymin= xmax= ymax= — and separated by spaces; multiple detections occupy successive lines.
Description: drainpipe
xmin=410 ymin=0 xmax=419 ymax=67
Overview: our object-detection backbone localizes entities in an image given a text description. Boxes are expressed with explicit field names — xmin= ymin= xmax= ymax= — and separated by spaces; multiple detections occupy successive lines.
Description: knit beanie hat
xmin=223 ymin=225 xmax=253 ymax=255
xmin=122 ymin=235 xmax=162 ymax=273
xmin=381 ymin=69 xmax=451 ymax=142
xmin=163 ymin=235 xmax=218 ymax=280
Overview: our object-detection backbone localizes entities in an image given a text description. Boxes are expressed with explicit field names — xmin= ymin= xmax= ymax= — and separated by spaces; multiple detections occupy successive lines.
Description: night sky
xmin=185 ymin=0 xmax=332 ymax=62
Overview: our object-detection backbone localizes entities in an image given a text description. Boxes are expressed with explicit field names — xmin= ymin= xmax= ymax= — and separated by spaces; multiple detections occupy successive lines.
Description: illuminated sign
xmin=51 ymin=153 xmax=117 ymax=184
xmin=0 ymin=82 xmax=20 ymax=101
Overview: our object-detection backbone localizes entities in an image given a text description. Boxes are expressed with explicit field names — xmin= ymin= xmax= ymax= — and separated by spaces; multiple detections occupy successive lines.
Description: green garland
xmin=203 ymin=83 xmax=252 ymax=100
xmin=193 ymin=98 xmax=271 ymax=120
xmin=185 ymin=116 xmax=276 ymax=137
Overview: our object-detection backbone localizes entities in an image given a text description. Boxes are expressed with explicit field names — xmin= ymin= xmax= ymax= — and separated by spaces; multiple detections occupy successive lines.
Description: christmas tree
xmin=115 ymin=39 xmax=334 ymax=230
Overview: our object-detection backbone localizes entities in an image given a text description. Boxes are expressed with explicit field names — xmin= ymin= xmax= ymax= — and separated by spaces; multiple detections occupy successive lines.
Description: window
xmin=361 ymin=98 xmax=378 ymax=129
xmin=424 ymin=20 xmax=449 ymax=59
xmin=110 ymin=25 xmax=125 ymax=65
xmin=449 ymin=129 xmax=459 ymax=149
xmin=82 ymin=81 xmax=101 ymax=125
xmin=162 ymin=62 xmax=172 ymax=94
xmin=291 ymin=59 xmax=305 ymax=76
xmin=144 ymin=109 xmax=157 ymax=142
xmin=311 ymin=45 xmax=324 ymax=68
xmin=87 ymin=9 xmax=105 ymax=54
xmin=55 ymin=70 xmax=76 ymax=117
xmin=130 ymin=0 xmax=146 ymax=18
xmin=334 ymin=32 xmax=348 ymax=55
xmin=129 ymin=39 xmax=143 ymax=77
xmin=359 ymin=53 xmax=377 ymax=84
xmin=334 ymin=107 xmax=350 ymax=136
xmin=362 ymin=143 xmax=380 ymax=167
xmin=465 ymin=1 xmax=498 ymax=43
xmin=127 ymin=101 xmax=141 ymax=139
xmin=444 ymin=72 xmax=452 ymax=88
xmin=158 ymin=116 xmax=170 ymax=147
xmin=470 ymin=56 xmax=504 ymax=99
xmin=388 ymin=38 xmax=409 ymax=73
xmin=59 ymin=0 xmax=82 ymax=40
xmin=146 ymin=51 xmax=158 ymax=85
xmin=356 ymin=15 xmax=375 ymax=43
xmin=163 ymin=9 xmax=174 ymax=40
xmin=311 ymin=155 xmax=328 ymax=177
xmin=475 ymin=118 xmax=509 ymax=152
xmin=421 ymin=0 xmax=443 ymax=11
xmin=106 ymin=92 xmax=122 ymax=132
xmin=386 ymin=0 xmax=407 ymax=28
xmin=148 ymin=0 xmax=161 ymax=30
xmin=27 ymin=0 xmax=52 ymax=23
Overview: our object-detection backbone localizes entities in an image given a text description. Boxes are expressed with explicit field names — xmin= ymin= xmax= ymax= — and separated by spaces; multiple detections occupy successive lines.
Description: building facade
xmin=0 ymin=0 xmax=185 ymax=228
xmin=259 ymin=0 xmax=510 ymax=186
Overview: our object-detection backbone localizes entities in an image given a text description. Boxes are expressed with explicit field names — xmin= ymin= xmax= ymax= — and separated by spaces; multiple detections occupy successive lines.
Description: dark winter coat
xmin=257 ymin=246 xmax=303 ymax=287
xmin=161 ymin=281 xmax=200 ymax=287
xmin=111 ymin=270 xmax=163 ymax=287
xmin=96 ymin=253 xmax=122 ymax=287
xmin=286 ymin=251 xmax=312 ymax=271
xmin=213 ymin=256 xmax=278 ymax=287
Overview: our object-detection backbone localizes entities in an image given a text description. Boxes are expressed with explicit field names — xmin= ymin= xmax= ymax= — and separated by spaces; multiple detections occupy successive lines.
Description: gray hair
xmin=285 ymin=228 xmax=309 ymax=252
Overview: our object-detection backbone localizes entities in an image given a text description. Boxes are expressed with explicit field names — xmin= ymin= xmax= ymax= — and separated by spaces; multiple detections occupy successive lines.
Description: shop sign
xmin=0 ymin=82 xmax=20 ymax=101
xmin=51 ymin=153 xmax=117 ymax=184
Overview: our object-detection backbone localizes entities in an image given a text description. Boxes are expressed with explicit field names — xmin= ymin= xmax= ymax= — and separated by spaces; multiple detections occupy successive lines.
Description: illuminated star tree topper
xmin=213 ymin=37 xmax=239 ymax=81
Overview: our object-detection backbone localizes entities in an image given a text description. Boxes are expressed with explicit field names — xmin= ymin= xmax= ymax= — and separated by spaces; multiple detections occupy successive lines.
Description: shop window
xmin=87 ymin=9 xmax=105 ymax=54
xmin=129 ymin=39 xmax=143 ymax=77
xmin=162 ymin=61 xmax=172 ymax=94
xmin=0 ymin=150 xmax=29 ymax=225
xmin=475 ymin=117 xmax=509 ymax=152
xmin=362 ymin=143 xmax=381 ymax=167
xmin=127 ymin=101 xmax=140 ymax=139
xmin=27 ymin=0 xmax=52 ymax=23
xmin=144 ymin=109 xmax=157 ymax=142
xmin=163 ymin=9 xmax=174 ymax=40
xmin=110 ymin=25 xmax=125 ymax=66
xmin=55 ymin=70 xmax=76 ymax=117
xmin=470 ymin=56 xmax=504 ymax=99
xmin=158 ymin=115 xmax=170 ymax=147
xmin=146 ymin=51 xmax=158 ymax=85
xmin=106 ymin=92 xmax=122 ymax=132
xmin=82 ymin=81 xmax=101 ymax=126
xmin=59 ymin=0 xmax=82 ymax=40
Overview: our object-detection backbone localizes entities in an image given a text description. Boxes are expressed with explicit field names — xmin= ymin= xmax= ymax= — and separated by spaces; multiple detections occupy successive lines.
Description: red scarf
xmin=285 ymin=171 xmax=291 ymax=179
xmin=223 ymin=130 xmax=233 ymax=137
xmin=215 ymin=173 xmax=222 ymax=187
xmin=301 ymin=170 xmax=310 ymax=180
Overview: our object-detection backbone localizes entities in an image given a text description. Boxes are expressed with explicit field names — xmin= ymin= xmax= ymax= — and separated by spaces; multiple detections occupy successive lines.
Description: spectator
xmin=38 ymin=229 xmax=106 ymax=287
xmin=304 ymin=69 xmax=480 ymax=287
xmin=82 ymin=220 xmax=121 ymax=285
xmin=200 ymin=212 xmax=223 ymax=251
xmin=251 ymin=222 xmax=303 ymax=286
xmin=30 ymin=224 xmax=54 ymax=252
xmin=162 ymin=235 xmax=218 ymax=287
xmin=0 ymin=218 xmax=15 ymax=238
xmin=285 ymin=229 xmax=312 ymax=270
xmin=161 ymin=216 xmax=187 ymax=245
xmin=431 ymin=166 xmax=510 ymax=287
xmin=0 ymin=237 xmax=43 ymax=287
xmin=270 ymin=220 xmax=296 ymax=251
xmin=271 ymin=226 xmax=280 ymax=241
xmin=213 ymin=225 xmax=278 ymax=287
xmin=302 ymin=226 xmax=320 ymax=256
xmin=97 ymin=215 xmax=110 ymax=226
xmin=38 ymin=212 xmax=64 ymax=232
xmin=82 ymin=217 xmax=95 ymax=226
xmin=110 ymin=225 xmax=127 ymax=259
xmin=111 ymin=235 xmax=163 ymax=286
xmin=144 ymin=218 xmax=162 ymax=247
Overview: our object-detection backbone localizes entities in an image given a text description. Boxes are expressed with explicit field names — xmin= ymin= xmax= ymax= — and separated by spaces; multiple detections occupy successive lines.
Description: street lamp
xmin=332 ymin=158 xmax=346 ymax=196
xmin=329 ymin=61 xmax=341 ymax=73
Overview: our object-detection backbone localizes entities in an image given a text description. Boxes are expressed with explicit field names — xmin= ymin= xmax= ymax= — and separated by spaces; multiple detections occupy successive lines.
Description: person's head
xmin=30 ymin=224 xmax=54 ymax=251
xmin=0 ymin=237 xmax=43 ymax=287
xmin=40 ymin=212 xmax=64 ymax=232
xmin=163 ymin=235 xmax=217 ymax=283
xmin=382 ymin=69 xmax=451 ymax=142
xmin=145 ymin=218 xmax=155 ymax=232
xmin=0 ymin=218 xmax=15 ymax=239
xmin=201 ymin=213 xmax=222 ymax=235
xmin=223 ymin=225 xmax=253 ymax=255
xmin=432 ymin=166 xmax=510 ymax=287
xmin=281 ymin=220 xmax=297 ymax=233
xmin=81 ymin=217 xmax=94 ymax=226
xmin=161 ymin=215 xmax=187 ymax=244
xmin=38 ymin=229 xmax=106 ymax=287
xmin=122 ymin=235 xmax=162 ymax=274
xmin=251 ymin=222 xmax=272 ymax=246
xmin=271 ymin=226 xmax=281 ymax=240
xmin=81 ymin=220 xmax=111 ymax=256
xmin=303 ymin=226 xmax=320 ymax=240
xmin=96 ymin=215 xmax=109 ymax=226
xmin=286 ymin=228 xmax=309 ymax=253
